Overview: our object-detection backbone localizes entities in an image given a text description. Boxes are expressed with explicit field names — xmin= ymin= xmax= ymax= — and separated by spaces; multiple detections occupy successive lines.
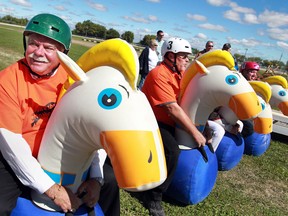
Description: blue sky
xmin=1 ymin=0 xmax=288 ymax=63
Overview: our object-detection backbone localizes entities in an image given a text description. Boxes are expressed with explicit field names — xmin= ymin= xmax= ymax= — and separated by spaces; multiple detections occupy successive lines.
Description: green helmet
xmin=23 ymin=13 xmax=72 ymax=53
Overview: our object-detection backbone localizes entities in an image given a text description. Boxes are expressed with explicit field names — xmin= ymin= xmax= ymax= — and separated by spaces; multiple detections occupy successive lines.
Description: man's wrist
xmin=90 ymin=177 xmax=104 ymax=186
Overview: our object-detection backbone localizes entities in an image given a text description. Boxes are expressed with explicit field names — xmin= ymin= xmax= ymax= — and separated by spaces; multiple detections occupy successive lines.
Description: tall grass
xmin=1 ymin=23 xmax=287 ymax=216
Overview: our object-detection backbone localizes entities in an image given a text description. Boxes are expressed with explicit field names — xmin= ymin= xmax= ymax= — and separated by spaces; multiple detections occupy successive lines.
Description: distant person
xmin=222 ymin=43 xmax=238 ymax=70
xmin=138 ymin=39 xmax=159 ymax=89
xmin=140 ymin=37 xmax=207 ymax=216
xmin=195 ymin=40 xmax=214 ymax=59
xmin=156 ymin=30 xmax=165 ymax=62
xmin=240 ymin=61 xmax=261 ymax=81
xmin=0 ymin=13 xmax=119 ymax=216
xmin=239 ymin=61 xmax=261 ymax=137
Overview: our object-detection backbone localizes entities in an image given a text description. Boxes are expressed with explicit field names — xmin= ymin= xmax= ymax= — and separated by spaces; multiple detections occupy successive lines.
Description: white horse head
xmin=176 ymin=50 xmax=262 ymax=149
xmin=262 ymin=75 xmax=288 ymax=116
xmin=213 ymin=81 xmax=273 ymax=135
xmin=33 ymin=39 xmax=167 ymax=210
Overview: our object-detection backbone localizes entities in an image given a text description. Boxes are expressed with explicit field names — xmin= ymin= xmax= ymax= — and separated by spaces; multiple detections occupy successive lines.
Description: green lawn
xmin=1 ymin=23 xmax=287 ymax=216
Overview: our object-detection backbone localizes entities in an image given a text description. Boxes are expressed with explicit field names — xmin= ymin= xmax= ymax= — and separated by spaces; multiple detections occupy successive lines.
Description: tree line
xmin=1 ymin=15 xmax=287 ymax=71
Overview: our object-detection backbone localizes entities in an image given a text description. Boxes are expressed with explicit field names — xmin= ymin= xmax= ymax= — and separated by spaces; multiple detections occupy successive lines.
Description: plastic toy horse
xmin=214 ymin=80 xmax=272 ymax=165
xmin=262 ymin=75 xmax=288 ymax=115
xmin=242 ymin=81 xmax=273 ymax=156
xmin=12 ymin=39 xmax=167 ymax=215
xmin=165 ymin=50 xmax=262 ymax=204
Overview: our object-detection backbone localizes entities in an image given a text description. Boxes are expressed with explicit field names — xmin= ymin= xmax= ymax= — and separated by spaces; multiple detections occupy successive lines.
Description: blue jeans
xmin=137 ymin=75 xmax=147 ymax=90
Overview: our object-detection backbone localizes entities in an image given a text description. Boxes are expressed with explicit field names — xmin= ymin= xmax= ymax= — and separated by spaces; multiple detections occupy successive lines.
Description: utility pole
xmin=279 ymin=52 xmax=283 ymax=62
xmin=244 ymin=48 xmax=248 ymax=61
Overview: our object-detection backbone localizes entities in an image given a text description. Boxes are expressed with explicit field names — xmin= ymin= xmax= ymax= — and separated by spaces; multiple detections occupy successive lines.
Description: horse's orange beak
xmin=253 ymin=117 xmax=273 ymax=134
xmin=100 ymin=129 xmax=167 ymax=191
xmin=229 ymin=92 xmax=262 ymax=120
xmin=278 ymin=101 xmax=288 ymax=116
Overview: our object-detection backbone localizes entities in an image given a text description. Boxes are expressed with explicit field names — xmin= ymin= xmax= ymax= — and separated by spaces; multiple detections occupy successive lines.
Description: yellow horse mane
xmin=180 ymin=50 xmax=235 ymax=99
xmin=249 ymin=81 xmax=272 ymax=103
xmin=57 ymin=39 xmax=139 ymax=100
xmin=262 ymin=75 xmax=288 ymax=89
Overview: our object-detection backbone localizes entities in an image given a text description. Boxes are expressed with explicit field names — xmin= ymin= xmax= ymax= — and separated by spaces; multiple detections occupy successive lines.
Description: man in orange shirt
xmin=141 ymin=37 xmax=206 ymax=216
xmin=0 ymin=13 xmax=119 ymax=216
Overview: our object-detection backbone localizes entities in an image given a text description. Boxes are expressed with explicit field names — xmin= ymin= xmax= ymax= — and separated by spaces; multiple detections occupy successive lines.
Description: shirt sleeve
xmin=0 ymin=75 xmax=23 ymax=134
xmin=149 ymin=71 xmax=177 ymax=106
xmin=0 ymin=128 xmax=55 ymax=194
xmin=89 ymin=149 xmax=107 ymax=179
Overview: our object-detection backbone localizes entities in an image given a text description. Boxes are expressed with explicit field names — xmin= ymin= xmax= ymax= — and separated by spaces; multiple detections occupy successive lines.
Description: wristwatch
xmin=91 ymin=177 xmax=104 ymax=186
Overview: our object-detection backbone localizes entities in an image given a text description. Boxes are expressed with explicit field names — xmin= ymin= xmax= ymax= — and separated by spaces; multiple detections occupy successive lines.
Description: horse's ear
xmin=57 ymin=51 xmax=88 ymax=82
xmin=195 ymin=60 xmax=209 ymax=75
xmin=180 ymin=60 xmax=210 ymax=99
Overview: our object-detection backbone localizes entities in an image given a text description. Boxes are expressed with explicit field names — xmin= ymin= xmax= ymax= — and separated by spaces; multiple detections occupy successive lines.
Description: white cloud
xmin=258 ymin=10 xmax=288 ymax=28
xmin=10 ymin=0 xmax=31 ymax=7
xmin=186 ymin=13 xmax=207 ymax=21
xmin=198 ymin=23 xmax=227 ymax=32
xmin=147 ymin=0 xmax=160 ymax=3
xmin=54 ymin=5 xmax=66 ymax=11
xmin=148 ymin=15 xmax=158 ymax=22
xmin=223 ymin=10 xmax=241 ymax=22
xmin=229 ymin=2 xmax=255 ymax=14
xmin=195 ymin=33 xmax=207 ymax=39
xmin=123 ymin=16 xmax=149 ymax=24
xmin=267 ymin=28 xmax=288 ymax=41
xmin=207 ymin=0 xmax=231 ymax=6
xmin=228 ymin=37 xmax=261 ymax=47
xmin=88 ymin=3 xmax=107 ymax=12
xmin=0 ymin=7 xmax=15 ymax=14
xmin=243 ymin=13 xmax=259 ymax=24
xmin=257 ymin=29 xmax=265 ymax=36
xmin=277 ymin=41 xmax=288 ymax=50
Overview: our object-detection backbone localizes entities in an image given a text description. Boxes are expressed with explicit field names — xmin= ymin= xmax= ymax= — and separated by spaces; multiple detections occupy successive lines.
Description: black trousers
xmin=241 ymin=120 xmax=254 ymax=138
xmin=98 ymin=157 xmax=120 ymax=216
xmin=0 ymin=152 xmax=120 ymax=216
xmin=146 ymin=122 xmax=181 ymax=201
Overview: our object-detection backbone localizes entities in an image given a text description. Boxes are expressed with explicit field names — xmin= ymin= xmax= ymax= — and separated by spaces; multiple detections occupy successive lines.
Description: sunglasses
xmin=177 ymin=54 xmax=189 ymax=59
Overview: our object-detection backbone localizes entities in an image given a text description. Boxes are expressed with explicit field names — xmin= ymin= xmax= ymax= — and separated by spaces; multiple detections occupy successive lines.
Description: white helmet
xmin=161 ymin=37 xmax=192 ymax=57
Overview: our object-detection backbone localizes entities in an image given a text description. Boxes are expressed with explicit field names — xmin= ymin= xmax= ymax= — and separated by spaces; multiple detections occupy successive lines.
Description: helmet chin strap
xmin=164 ymin=53 xmax=181 ymax=74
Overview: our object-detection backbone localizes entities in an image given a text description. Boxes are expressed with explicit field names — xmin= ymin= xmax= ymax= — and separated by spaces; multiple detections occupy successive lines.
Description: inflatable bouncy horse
xmin=242 ymin=81 xmax=273 ymax=156
xmin=165 ymin=50 xmax=262 ymax=205
xmin=12 ymin=39 xmax=167 ymax=215
xmin=217 ymin=80 xmax=273 ymax=159
xmin=263 ymin=75 xmax=288 ymax=115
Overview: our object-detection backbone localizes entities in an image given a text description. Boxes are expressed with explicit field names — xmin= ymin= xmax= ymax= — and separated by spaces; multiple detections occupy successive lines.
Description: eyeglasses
xmin=177 ymin=53 xmax=189 ymax=59
xmin=159 ymin=34 xmax=164 ymax=37
xmin=208 ymin=45 xmax=214 ymax=47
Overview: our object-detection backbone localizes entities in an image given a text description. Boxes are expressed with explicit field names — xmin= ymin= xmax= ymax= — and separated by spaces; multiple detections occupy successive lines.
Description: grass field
xmin=1 ymin=23 xmax=287 ymax=216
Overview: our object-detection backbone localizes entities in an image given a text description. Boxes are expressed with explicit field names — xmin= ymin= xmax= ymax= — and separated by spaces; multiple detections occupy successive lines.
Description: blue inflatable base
xmin=165 ymin=145 xmax=218 ymax=205
xmin=11 ymin=197 xmax=104 ymax=216
xmin=244 ymin=132 xmax=271 ymax=156
xmin=216 ymin=132 xmax=244 ymax=171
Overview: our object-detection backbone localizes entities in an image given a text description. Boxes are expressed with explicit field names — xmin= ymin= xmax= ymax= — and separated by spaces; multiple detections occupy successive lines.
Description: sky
xmin=1 ymin=0 xmax=288 ymax=63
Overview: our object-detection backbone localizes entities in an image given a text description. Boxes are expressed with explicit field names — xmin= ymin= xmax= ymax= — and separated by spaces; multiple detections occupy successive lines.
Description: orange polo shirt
xmin=142 ymin=62 xmax=183 ymax=127
xmin=0 ymin=58 xmax=68 ymax=157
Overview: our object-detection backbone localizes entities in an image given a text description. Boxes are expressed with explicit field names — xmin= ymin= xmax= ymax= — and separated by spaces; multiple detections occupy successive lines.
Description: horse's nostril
xmin=148 ymin=150 xmax=152 ymax=163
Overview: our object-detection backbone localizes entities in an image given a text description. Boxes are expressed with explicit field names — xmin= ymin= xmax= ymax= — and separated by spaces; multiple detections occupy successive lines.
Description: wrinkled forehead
xmin=27 ymin=33 xmax=64 ymax=49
